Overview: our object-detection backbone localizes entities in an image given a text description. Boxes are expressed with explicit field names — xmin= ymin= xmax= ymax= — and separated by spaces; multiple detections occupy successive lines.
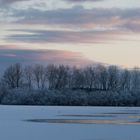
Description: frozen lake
xmin=0 ymin=106 xmax=140 ymax=140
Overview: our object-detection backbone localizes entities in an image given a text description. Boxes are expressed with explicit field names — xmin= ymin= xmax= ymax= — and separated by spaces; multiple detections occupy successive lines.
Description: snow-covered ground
xmin=0 ymin=106 xmax=140 ymax=140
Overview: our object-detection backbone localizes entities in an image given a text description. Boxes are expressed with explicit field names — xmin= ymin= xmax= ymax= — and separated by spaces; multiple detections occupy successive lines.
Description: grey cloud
xmin=12 ymin=7 xmax=140 ymax=33
xmin=0 ymin=48 xmax=93 ymax=71
xmin=6 ymin=29 xmax=123 ymax=44
xmin=0 ymin=0 xmax=28 ymax=5
xmin=3 ymin=6 xmax=140 ymax=44
xmin=119 ymin=23 xmax=140 ymax=32
xmin=65 ymin=0 xmax=104 ymax=2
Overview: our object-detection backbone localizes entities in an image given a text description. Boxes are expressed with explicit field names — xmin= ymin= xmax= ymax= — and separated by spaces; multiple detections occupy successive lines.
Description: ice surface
xmin=0 ymin=105 xmax=140 ymax=140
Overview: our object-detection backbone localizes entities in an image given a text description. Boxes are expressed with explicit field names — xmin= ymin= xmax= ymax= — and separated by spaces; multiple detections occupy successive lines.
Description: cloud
xmin=0 ymin=0 xmax=28 ymax=5
xmin=0 ymin=0 xmax=103 ymax=6
xmin=2 ymin=6 xmax=140 ymax=44
xmin=11 ymin=6 xmax=140 ymax=33
xmin=0 ymin=48 xmax=93 ymax=71
xmin=6 ymin=29 xmax=126 ymax=44
xmin=65 ymin=0 xmax=104 ymax=2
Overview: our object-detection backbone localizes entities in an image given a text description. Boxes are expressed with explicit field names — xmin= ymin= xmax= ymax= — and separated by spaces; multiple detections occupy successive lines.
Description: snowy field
xmin=0 ymin=106 xmax=140 ymax=140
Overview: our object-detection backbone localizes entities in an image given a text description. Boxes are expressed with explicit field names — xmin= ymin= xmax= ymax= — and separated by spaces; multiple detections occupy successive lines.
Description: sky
xmin=0 ymin=0 xmax=140 ymax=70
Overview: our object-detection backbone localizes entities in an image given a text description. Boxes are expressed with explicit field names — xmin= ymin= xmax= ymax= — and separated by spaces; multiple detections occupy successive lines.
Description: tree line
xmin=0 ymin=63 xmax=140 ymax=106
xmin=1 ymin=63 xmax=140 ymax=91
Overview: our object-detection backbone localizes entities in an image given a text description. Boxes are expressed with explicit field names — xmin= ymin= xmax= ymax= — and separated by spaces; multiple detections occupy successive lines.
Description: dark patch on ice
xmin=26 ymin=119 xmax=140 ymax=125
xmin=59 ymin=114 xmax=116 ymax=118
xmin=103 ymin=112 xmax=140 ymax=115
xmin=137 ymin=119 xmax=140 ymax=123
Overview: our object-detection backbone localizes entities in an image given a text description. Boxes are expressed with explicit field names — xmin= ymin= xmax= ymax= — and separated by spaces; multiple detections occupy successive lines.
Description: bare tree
xmin=33 ymin=64 xmax=47 ymax=89
xmin=107 ymin=65 xmax=120 ymax=90
xmin=46 ymin=65 xmax=69 ymax=89
xmin=46 ymin=64 xmax=58 ymax=89
xmin=120 ymin=69 xmax=131 ymax=91
xmin=131 ymin=67 xmax=140 ymax=90
xmin=55 ymin=65 xmax=69 ymax=89
xmin=24 ymin=65 xmax=33 ymax=89
xmin=71 ymin=67 xmax=85 ymax=89
xmin=84 ymin=66 xmax=96 ymax=90
xmin=3 ymin=63 xmax=23 ymax=89
xmin=96 ymin=65 xmax=108 ymax=90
